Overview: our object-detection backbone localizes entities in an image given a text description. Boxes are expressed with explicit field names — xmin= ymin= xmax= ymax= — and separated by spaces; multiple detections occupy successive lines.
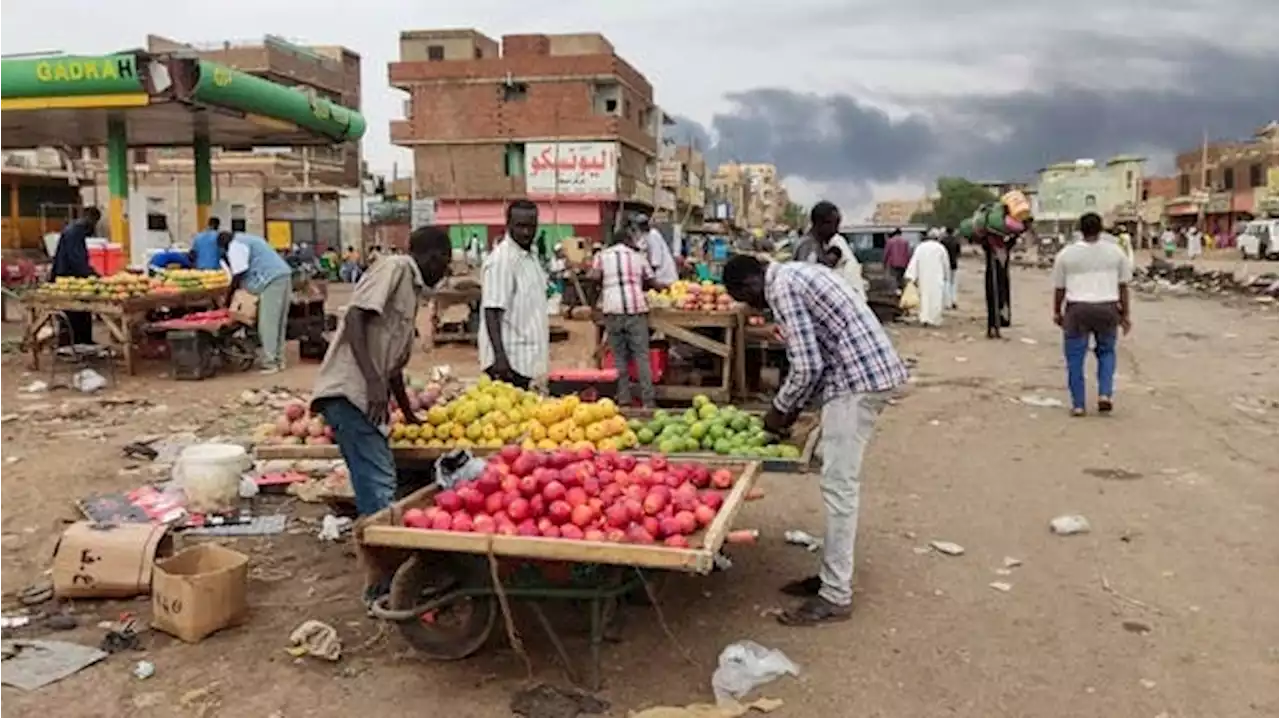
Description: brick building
xmin=1166 ymin=122 xmax=1279 ymax=233
xmin=389 ymin=29 xmax=661 ymax=247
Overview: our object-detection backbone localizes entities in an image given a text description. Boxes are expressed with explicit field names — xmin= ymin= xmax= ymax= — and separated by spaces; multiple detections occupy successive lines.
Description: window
xmin=427 ymin=45 xmax=444 ymax=61
xmin=1084 ymin=194 xmax=1096 ymax=207
xmin=1203 ymin=169 xmax=1212 ymax=188
xmin=592 ymin=82 xmax=621 ymax=116
xmin=1141 ymin=186 xmax=1149 ymax=201
xmin=623 ymin=99 xmax=632 ymax=120
xmin=1125 ymin=170 xmax=1133 ymax=189
xmin=1250 ymin=163 xmax=1264 ymax=188
xmin=604 ymin=98 xmax=618 ymax=114
xmin=501 ymin=81 xmax=528 ymax=102
xmin=1223 ymin=167 xmax=1235 ymax=190
xmin=473 ymin=47 xmax=483 ymax=59
xmin=503 ymin=143 xmax=525 ymax=178
xmin=1178 ymin=174 xmax=1190 ymax=195
xmin=230 ymin=204 xmax=247 ymax=233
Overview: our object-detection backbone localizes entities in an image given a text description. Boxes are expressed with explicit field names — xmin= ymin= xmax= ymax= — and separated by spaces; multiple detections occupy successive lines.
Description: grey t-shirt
xmin=1051 ymin=239 xmax=1133 ymax=303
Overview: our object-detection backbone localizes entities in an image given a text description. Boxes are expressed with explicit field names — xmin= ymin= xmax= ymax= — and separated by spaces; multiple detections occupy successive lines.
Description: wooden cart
xmin=592 ymin=307 xmax=748 ymax=404
xmin=354 ymin=460 xmax=762 ymax=689
xmin=22 ymin=288 xmax=224 ymax=375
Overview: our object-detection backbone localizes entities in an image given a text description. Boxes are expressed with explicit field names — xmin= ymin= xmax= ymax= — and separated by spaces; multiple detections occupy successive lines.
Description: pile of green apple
xmin=628 ymin=395 xmax=802 ymax=459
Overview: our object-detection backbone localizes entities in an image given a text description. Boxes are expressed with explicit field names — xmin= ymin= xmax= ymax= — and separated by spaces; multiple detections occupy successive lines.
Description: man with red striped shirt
xmin=591 ymin=224 xmax=668 ymax=407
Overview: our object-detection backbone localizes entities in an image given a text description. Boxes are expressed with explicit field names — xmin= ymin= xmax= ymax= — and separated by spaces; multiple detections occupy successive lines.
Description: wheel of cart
xmin=359 ymin=459 xmax=762 ymax=690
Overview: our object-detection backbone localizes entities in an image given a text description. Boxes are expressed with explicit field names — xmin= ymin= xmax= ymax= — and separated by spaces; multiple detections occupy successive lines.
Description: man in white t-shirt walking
xmin=1051 ymin=212 xmax=1133 ymax=417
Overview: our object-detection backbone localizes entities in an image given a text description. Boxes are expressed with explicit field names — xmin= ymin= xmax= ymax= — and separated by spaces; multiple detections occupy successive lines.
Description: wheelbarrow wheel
xmin=388 ymin=552 xmax=496 ymax=660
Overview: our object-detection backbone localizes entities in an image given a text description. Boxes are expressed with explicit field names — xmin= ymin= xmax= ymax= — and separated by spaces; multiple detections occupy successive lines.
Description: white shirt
xmin=1051 ymin=239 xmax=1133 ymax=303
xmin=227 ymin=240 xmax=250 ymax=275
xmin=642 ymin=229 xmax=679 ymax=286
xmin=824 ymin=234 xmax=866 ymax=298
xmin=479 ymin=236 xmax=549 ymax=379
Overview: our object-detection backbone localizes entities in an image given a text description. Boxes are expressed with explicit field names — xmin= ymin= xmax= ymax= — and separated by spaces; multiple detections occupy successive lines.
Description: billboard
xmin=525 ymin=142 xmax=619 ymax=200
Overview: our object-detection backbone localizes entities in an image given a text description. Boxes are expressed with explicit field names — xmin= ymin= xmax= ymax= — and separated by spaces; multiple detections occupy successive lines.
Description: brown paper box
xmin=229 ymin=289 xmax=258 ymax=324
xmin=151 ymin=543 xmax=249 ymax=643
xmin=52 ymin=522 xmax=174 ymax=599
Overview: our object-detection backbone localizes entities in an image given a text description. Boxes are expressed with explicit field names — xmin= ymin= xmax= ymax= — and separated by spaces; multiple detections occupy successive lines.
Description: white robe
xmin=1186 ymin=229 xmax=1203 ymax=259
xmin=904 ymin=240 xmax=950 ymax=326
xmin=825 ymin=234 xmax=867 ymax=299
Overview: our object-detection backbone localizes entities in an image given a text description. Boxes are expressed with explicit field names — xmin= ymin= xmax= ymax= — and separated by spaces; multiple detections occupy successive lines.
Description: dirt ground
xmin=1 ymin=256 xmax=1276 ymax=718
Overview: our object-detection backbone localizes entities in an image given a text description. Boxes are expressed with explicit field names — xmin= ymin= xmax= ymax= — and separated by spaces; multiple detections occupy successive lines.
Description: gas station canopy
xmin=1 ymin=52 xmax=367 ymax=149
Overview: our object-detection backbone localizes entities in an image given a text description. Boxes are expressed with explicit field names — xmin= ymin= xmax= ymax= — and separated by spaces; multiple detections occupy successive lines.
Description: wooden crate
xmin=355 ymin=460 xmax=762 ymax=575
xmin=620 ymin=408 xmax=821 ymax=474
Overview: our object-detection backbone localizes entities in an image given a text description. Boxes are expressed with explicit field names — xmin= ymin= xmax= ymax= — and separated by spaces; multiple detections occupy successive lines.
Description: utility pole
xmin=1197 ymin=128 xmax=1209 ymax=234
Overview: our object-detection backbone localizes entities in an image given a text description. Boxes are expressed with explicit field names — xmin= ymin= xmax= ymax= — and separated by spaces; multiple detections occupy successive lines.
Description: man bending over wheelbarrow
xmin=310 ymin=225 xmax=453 ymax=605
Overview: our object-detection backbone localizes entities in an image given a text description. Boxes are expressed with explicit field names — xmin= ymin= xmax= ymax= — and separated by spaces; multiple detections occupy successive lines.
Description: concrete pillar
xmin=193 ymin=134 xmax=213 ymax=234
xmin=106 ymin=115 xmax=129 ymax=252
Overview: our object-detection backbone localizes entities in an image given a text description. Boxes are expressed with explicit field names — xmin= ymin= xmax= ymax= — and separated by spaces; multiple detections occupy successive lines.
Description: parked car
xmin=1238 ymin=220 xmax=1279 ymax=260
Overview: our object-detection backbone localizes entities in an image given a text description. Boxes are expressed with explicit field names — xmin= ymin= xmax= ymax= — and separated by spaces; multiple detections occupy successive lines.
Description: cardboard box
xmin=52 ymin=522 xmax=173 ymax=599
xmin=151 ymin=544 xmax=249 ymax=643
xmin=228 ymin=289 xmax=258 ymax=324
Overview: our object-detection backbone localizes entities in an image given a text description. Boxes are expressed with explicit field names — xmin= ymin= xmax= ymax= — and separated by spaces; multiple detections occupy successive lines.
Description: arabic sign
xmin=525 ymin=142 xmax=618 ymax=199
xmin=410 ymin=198 xmax=437 ymax=228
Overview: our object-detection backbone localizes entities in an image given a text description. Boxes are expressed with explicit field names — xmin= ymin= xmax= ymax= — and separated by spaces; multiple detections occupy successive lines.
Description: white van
xmin=1238 ymin=220 xmax=1279 ymax=260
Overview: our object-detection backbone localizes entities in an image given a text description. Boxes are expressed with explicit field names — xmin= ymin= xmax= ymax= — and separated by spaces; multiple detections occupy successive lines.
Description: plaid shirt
xmin=594 ymin=244 xmax=652 ymax=315
xmin=766 ymin=262 xmax=908 ymax=413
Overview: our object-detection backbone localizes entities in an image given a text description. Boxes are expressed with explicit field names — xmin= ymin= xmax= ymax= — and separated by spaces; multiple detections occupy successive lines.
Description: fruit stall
xmin=22 ymin=270 xmax=229 ymax=374
xmin=357 ymin=447 xmax=763 ymax=688
xmin=591 ymin=280 xmax=749 ymax=404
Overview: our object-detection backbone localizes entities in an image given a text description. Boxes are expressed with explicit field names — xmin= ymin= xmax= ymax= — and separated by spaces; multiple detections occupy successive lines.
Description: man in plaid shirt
xmin=723 ymin=251 xmax=908 ymax=625
xmin=589 ymin=223 xmax=668 ymax=406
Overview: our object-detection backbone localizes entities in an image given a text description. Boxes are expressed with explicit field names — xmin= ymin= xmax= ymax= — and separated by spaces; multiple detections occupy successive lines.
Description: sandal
xmin=777 ymin=596 xmax=852 ymax=626
xmin=1098 ymin=397 xmax=1113 ymax=414
xmin=780 ymin=575 xmax=821 ymax=597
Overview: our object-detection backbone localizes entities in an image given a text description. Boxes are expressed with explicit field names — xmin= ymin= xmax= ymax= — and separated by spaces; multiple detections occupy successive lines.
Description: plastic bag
xmin=433 ymin=449 xmax=486 ymax=489
xmin=899 ymin=281 xmax=920 ymax=310
xmin=711 ymin=641 xmax=800 ymax=706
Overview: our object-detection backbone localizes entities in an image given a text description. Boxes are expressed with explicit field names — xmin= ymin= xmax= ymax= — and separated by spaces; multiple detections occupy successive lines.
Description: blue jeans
xmin=1063 ymin=330 xmax=1117 ymax=410
xmin=315 ymin=397 xmax=396 ymax=516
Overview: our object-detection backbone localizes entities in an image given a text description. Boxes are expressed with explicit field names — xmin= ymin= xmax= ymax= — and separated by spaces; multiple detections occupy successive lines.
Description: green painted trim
xmin=106 ymin=116 xmax=129 ymax=198
xmin=193 ymin=135 xmax=213 ymax=206
xmin=190 ymin=60 xmax=366 ymax=142
xmin=1 ymin=54 xmax=143 ymax=98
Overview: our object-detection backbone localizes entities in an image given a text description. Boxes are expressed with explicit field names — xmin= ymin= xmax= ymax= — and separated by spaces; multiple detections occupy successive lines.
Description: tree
xmin=911 ymin=177 xmax=998 ymax=229
xmin=781 ymin=201 xmax=807 ymax=230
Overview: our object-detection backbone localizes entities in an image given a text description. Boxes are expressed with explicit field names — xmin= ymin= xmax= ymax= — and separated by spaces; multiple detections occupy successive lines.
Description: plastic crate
xmin=602 ymin=346 xmax=668 ymax=384
xmin=547 ymin=368 xmax=618 ymax=401
xmin=166 ymin=329 xmax=217 ymax=380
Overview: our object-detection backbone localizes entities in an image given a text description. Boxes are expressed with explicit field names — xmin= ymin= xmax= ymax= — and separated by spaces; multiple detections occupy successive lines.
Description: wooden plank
xmin=254 ymin=444 xmax=501 ymax=462
xmin=358 ymin=459 xmax=763 ymax=575
xmin=651 ymin=319 xmax=730 ymax=358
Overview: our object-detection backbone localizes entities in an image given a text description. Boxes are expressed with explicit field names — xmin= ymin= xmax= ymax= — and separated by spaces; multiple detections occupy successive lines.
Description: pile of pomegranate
xmin=401 ymin=447 xmax=736 ymax=547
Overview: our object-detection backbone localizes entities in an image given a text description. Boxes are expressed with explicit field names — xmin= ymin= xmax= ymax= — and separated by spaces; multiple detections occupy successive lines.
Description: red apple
xmin=651 ymin=455 xmax=669 ymax=471
xmin=583 ymin=477 xmax=601 ymax=496
xmin=642 ymin=516 xmax=660 ymax=537
xmin=529 ymin=495 xmax=546 ymax=518
xmin=565 ymin=487 xmax=588 ymax=507
xmin=516 ymin=520 xmax=540 ymax=537
xmin=701 ymin=491 xmax=724 ymax=510
xmin=711 ymin=469 xmax=734 ymax=489
xmin=518 ymin=475 xmax=540 ymax=497
xmin=627 ymin=525 xmax=655 ymax=544
xmin=658 ymin=517 xmax=682 ymax=538
xmin=584 ymin=528 xmax=606 ymax=542
xmin=431 ymin=512 xmax=453 ymax=530
xmin=694 ymin=504 xmax=716 ymax=527
xmin=537 ymin=517 xmax=555 ymax=533
xmin=549 ymin=500 xmax=572 ymax=524
xmin=542 ymin=480 xmax=567 ymax=502
xmin=570 ymin=504 xmax=594 ymax=527
xmin=511 ymin=452 xmax=538 ymax=478
xmin=605 ymin=528 xmax=628 ymax=543
xmin=623 ymin=498 xmax=644 ymax=522
xmin=674 ymin=510 xmax=697 ymax=535
xmin=575 ymin=447 xmax=595 ymax=462
xmin=473 ymin=515 xmax=496 ymax=534
xmin=500 ymin=476 xmax=520 ymax=494
xmin=605 ymin=504 xmax=631 ymax=528
xmin=664 ymin=535 xmax=690 ymax=548
xmin=507 ymin=497 xmax=531 ymax=522
xmin=497 ymin=523 xmax=518 ymax=535
xmin=450 ymin=513 xmax=474 ymax=532
xmin=484 ymin=492 xmax=505 ymax=516
xmin=435 ymin=490 xmax=461 ymax=513
xmin=541 ymin=525 xmax=561 ymax=539
xmin=402 ymin=508 xmax=429 ymax=529
xmin=499 ymin=445 xmax=522 ymax=463
xmin=560 ymin=524 xmax=584 ymax=540
xmin=617 ymin=454 xmax=637 ymax=472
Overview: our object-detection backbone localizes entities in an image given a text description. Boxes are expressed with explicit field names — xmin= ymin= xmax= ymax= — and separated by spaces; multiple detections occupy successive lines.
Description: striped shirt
xmin=766 ymin=262 xmax=908 ymax=413
xmin=594 ymin=244 xmax=652 ymax=315
xmin=479 ymin=236 xmax=549 ymax=379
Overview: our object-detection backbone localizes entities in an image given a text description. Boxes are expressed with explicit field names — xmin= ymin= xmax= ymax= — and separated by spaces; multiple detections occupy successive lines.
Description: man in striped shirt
xmin=723 ymin=255 xmax=908 ymax=626
xmin=480 ymin=200 xmax=549 ymax=388
xmin=590 ymin=224 xmax=668 ymax=406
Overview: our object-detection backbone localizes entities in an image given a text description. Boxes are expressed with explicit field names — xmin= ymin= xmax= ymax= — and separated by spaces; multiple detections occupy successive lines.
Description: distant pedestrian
xmin=904 ymin=232 xmax=950 ymax=326
xmin=50 ymin=207 xmax=102 ymax=345
xmin=1160 ymin=228 xmax=1177 ymax=258
xmin=884 ymin=228 xmax=911 ymax=289
xmin=340 ymin=245 xmax=362 ymax=283
xmin=940 ymin=228 xmax=961 ymax=308
xmin=1051 ymin=212 xmax=1132 ymax=416
xmin=1186 ymin=226 xmax=1203 ymax=259
xmin=189 ymin=217 xmax=223 ymax=271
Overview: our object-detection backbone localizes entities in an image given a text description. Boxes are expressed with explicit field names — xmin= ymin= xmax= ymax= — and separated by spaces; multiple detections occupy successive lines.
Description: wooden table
xmin=22 ymin=289 xmax=224 ymax=375
xmin=593 ymin=307 xmax=748 ymax=404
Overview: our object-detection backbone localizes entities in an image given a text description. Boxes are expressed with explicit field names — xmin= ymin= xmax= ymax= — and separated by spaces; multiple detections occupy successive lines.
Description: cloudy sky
xmin=3 ymin=0 xmax=1276 ymax=218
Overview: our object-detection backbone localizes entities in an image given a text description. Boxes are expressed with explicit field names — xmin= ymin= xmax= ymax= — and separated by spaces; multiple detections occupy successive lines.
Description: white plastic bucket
xmin=173 ymin=444 xmax=251 ymax=513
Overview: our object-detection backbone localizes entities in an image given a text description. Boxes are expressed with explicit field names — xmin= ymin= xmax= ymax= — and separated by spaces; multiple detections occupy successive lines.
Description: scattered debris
xmin=45 ymin=615 xmax=77 ymax=632
xmin=929 ymin=540 xmax=966 ymax=556
xmin=0 ymin=639 xmax=108 ymax=690
xmin=1050 ymin=515 xmax=1091 ymax=535
xmin=510 ymin=683 xmax=608 ymax=718
xmin=783 ymin=530 xmax=821 ymax=552
xmin=1 ymin=615 xmax=32 ymax=630
xmin=1083 ymin=467 xmax=1144 ymax=481
xmin=1134 ymin=260 xmax=1279 ymax=299
xmin=1002 ymin=556 xmax=1023 ymax=569
xmin=1121 ymin=619 xmax=1153 ymax=634
xmin=953 ymin=356 xmax=969 ymax=363
xmin=132 ymin=660 xmax=156 ymax=679
xmin=100 ymin=617 xmax=142 ymax=654
xmin=1139 ymin=679 xmax=1157 ymax=690
xmin=988 ymin=582 xmax=1012 ymax=593
xmin=20 ymin=380 xmax=48 ymax=393
xmin=288 ymin=620 xmax=342 ymax=661
xmin=712 ymin=641 xmax=800 ymax=707
xmin=318 ymin=515 xmax=354 ymax=542
xmin=17 ymin=581 xmax=54 ymax=607
xmin=1018 ymin=337 xmax=1038 ymax=345
xmin=1018 ymin=395 xmax=1065 ymax=408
